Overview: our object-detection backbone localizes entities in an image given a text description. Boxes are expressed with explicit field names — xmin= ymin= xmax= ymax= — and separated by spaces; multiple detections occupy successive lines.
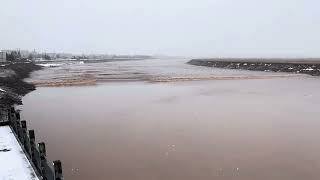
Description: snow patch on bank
xmin=304 ymin=67 xmax=314 ymax=71
xmin=0 ymin=126 xmax=39 ymax=180
xmin=37 ymin=63 xmax=63 ymax=67
xmin=38 ymin=61 xmax=84 ymax=67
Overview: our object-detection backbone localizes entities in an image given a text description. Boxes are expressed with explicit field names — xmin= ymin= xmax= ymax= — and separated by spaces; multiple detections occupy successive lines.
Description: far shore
xmin=188 ymin=58 xmax=320 ymax=76
xmin=192 ymin=58 xmax=320 ymax=64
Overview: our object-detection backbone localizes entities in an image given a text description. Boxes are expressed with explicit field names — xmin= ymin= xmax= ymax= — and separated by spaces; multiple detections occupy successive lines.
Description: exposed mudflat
xmin=27 ymin=59 xmax=303 ymax=87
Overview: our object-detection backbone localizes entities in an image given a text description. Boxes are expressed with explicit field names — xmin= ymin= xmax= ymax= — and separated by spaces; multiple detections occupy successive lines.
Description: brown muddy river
xmin=20 ymin=59 xmax=320 ymax=180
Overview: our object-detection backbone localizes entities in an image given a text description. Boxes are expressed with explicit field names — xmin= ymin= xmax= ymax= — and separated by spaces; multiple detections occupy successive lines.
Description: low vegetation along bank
xmin=188 ymin=59 xmax=320 ymax=76
xmin=0 ymin=63 xmax=42 ymax=108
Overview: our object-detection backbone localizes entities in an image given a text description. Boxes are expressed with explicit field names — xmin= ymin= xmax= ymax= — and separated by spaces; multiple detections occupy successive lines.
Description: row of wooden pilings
xmin=7 ymin=107 xmax=64 ymax=180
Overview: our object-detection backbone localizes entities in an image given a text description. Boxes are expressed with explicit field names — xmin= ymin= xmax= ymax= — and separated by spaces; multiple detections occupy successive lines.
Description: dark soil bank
xmin=0 ymin=63 xmax=42 ymax=107
xmin=188 ymin=59 xmax=320 ymax=76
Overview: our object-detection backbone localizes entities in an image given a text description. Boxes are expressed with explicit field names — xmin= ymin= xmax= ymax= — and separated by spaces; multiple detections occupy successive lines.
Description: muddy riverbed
xmin=20 ymin=59 xmax=320 ymax=180
xmin=26 ymin=58 xmax=298 ymax=86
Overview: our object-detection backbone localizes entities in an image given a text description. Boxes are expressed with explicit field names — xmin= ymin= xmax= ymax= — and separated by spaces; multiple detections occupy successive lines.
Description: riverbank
xmin=0 ymin=62 xmax=42 ymax=108
xmin=188 ymin=58 xmax=320 ymax=76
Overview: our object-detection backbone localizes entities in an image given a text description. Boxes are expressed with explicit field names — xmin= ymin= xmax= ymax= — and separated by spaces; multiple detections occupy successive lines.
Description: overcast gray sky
xmin=0 ymin=0 xmax=319 ymax=57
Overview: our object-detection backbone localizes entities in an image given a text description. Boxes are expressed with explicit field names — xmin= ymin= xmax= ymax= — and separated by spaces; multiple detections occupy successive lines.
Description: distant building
xmin=0 ymin=51 xmax=6 ymax=62
xmin=19 ymin=50 xmax=31 ymax=58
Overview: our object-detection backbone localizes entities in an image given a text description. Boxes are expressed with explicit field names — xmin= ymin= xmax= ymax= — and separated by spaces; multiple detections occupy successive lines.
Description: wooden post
xmin=38 ymin=142 xmax=47 ymax=179
xmin=9 ymin=107 xmax=15 ymax=122
xmin=29 ymin=130 xmax=40 ymax=171
xmin=21 ymin=120 xmax=27 ymax=145
xmin=15 ymin=111 xmax=20 ymax=120
xmin=0 ymin=108 xmax=10 ymax=125
xmin=7 ymin=108 xmax=10 ymax=122
xmin=21 ymin=120 xmax=32 ymax=157
xmin=15 ymin=111 xmax=22 ymax=139
xmin=53 ymin=160 xmax=63 ymax=180
xmin=9 ymin=108 xmax=18 ymax=133
xmin=29 ymin=130 xmax=35 ymax=159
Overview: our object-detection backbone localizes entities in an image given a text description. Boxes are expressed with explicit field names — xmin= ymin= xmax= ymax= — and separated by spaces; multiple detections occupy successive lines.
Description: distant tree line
xmin=6 ymin=51 xmax=22 ymax=61
xmin=71 ymin=55 xmax=89 ymax=59
xmin=6 ymin=51 xmax=53 ymax=61
xmin=43 ymin=54 xmax=51 ymax=60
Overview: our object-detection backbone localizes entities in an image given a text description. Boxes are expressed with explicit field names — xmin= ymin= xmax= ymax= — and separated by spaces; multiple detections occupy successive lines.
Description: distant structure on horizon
xmin=0 ymin=51 xmax=6 ymax=62
xmin=0 ymin=48 xmax=154 ymax=62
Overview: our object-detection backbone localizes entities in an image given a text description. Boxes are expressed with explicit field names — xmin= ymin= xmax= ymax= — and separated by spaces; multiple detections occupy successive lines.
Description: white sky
xmin=0 ymin=0 xmax=319 ymax=57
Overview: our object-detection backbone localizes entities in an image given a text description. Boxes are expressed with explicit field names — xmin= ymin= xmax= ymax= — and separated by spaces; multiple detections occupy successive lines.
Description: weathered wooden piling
xmin=21 ymin=120 xmax=32 ymax=156
xmin=38 ymin=142 xmax=47 ymax=179
xmin=15 ymin=111 xmax=22 ymax=140
xmin=53 ymin=160 xmax=63 ymax=180
xmin=29 ymin=129 xmax=41 ymax=171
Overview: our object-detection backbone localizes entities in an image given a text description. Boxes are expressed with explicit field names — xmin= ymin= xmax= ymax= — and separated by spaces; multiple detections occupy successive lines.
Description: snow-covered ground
xmin=37 ymin=63 xmax=63 ymax=67
xmin=0 ymin=126 xmax=39 ymax=180
xmin=0 ymin=88 xmax=5 ymax=92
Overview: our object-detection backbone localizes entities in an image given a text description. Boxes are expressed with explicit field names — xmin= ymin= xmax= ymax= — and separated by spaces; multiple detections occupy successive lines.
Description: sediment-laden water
xmin=21 ymin=59 xmax=320 ymax=180
xmin=26 ymin=59 xmax=298 ymax=86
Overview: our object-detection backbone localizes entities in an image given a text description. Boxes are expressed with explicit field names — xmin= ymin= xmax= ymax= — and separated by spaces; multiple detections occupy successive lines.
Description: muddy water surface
xmin=21 ymin=59 xmax=320 ymax=180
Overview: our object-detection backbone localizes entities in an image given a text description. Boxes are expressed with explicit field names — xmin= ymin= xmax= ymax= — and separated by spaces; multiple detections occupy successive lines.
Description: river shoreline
xmin=0 ymin=62 xmax=42 ymax=108
xmin=188 ymin=58 xmax=320 ymax=76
